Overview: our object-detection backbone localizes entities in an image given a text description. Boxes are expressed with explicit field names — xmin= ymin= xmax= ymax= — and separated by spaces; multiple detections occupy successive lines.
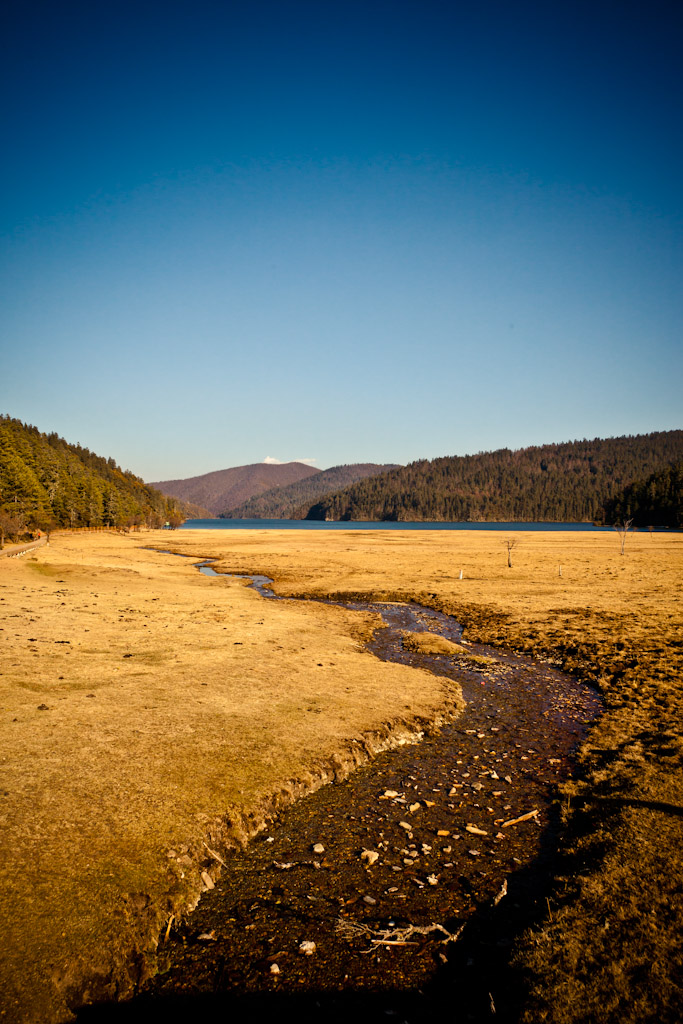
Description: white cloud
xmin=263 ymin=456 xmax=317 ymax=465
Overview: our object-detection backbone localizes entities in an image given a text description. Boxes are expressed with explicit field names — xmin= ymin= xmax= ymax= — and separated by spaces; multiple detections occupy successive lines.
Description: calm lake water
xmin=180 ymin=518 xmax=613 ymax=532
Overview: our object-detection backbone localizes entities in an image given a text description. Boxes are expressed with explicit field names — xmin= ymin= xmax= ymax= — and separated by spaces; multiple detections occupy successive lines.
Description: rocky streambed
xmin=78 ymin=564 xmax=601 ymax=1023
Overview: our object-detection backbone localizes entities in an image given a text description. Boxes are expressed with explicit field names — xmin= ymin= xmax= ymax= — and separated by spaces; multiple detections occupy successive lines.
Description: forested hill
xmin=0 ymin=415 xmax=200 ymax=533
xmin=601 ymin=461 xmax=683 ymax=528
xmin=221 ymin=463 xmax=400 ymax=519
xmin=304 ymin=432 xmax=683 ymax=523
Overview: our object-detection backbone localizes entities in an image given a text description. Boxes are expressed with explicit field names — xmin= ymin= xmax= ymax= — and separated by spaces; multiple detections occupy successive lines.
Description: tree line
xmin=303 ymin=432 xmax=683 ymax=524
xmin=0 ymin=416 xmax=195 ymax=545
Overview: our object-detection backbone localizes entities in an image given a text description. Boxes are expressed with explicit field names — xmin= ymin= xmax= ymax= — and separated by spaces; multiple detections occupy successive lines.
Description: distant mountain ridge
xmin=303 ymin=432 xmax=683 ymax=523
xmin=221 ymin=463 xmax=400 ymax=519
xmin=150 ymin=462 xmax=320 ymax=515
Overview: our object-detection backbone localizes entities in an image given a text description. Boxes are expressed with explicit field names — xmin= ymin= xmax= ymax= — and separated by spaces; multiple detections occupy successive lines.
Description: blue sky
xmin=1 ymin=0 xmax=681 ymax=481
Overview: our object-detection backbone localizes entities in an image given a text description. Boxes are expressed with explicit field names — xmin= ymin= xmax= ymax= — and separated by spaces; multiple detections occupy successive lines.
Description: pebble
xmin=361 ymin=850 xmax=379 ymax=866
xmin=201 ymin=871 xmax=215 ymax=890
xmin=299 ymin=941 xmax=316 ymax=956
xmin=363 ymin=895 xmax=377 ymax=905
xmin=312 ymin=843 xmax=325 ymax=854
xmin=270 ymin=963 xmax=280 ymax=975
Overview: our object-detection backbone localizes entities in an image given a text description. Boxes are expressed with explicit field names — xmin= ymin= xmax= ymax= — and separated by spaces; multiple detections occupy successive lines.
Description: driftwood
xmin=502 ymin=809 xmax=539 ymax=827
xmin=335 ymin=917 xmax=465 ymax=952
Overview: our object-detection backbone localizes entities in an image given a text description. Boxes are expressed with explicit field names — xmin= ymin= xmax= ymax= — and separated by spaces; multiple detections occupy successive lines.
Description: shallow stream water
xmin=79 ymin=555 xmax=601 ymax=1023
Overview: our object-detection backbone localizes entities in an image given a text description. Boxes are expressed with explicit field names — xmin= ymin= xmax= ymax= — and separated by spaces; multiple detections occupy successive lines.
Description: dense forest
xmin=220 ymin=463 xmax=399 ymax=519
xmin=303 ymin=432 xmax=683 ymax=523
xmin=601 ymin=461 xmax=682 ymax=528
xmin=0 ymin=416 xmax=199 ymax=543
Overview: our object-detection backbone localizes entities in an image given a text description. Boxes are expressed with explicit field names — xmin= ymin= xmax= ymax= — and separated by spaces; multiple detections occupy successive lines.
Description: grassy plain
xmin=1 ymin=527 xmax=681 ymax=1022
xmin=0 ymin=532 xmax=459 ymax=1022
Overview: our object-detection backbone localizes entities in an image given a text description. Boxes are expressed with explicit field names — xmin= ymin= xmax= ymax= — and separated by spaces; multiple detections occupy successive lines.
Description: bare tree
xmin=614 ymin=518 xmax=633 ymax=555
xmin=0 ymin=512 xmax=25 ymax=550
xmin=504 ymin=537 xmax=517 ymax=567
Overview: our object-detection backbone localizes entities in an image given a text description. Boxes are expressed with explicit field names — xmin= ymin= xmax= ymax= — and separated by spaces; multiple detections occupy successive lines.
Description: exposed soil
xmin=77 ymin=579 xmax=600 ymax=1022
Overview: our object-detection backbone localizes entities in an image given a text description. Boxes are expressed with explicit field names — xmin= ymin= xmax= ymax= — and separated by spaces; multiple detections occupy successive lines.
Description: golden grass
xmin=402 ymin=631 xmax=467 ymax=657
xmin=1 ymin=526 xmax=681 ymax=1022
xmin=0 ymin=532 xmax=460 ymax=1022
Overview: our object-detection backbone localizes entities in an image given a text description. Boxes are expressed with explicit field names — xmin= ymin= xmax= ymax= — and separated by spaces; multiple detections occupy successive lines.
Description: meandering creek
xmin=79 ymin=556 xmax=601 ymax=1023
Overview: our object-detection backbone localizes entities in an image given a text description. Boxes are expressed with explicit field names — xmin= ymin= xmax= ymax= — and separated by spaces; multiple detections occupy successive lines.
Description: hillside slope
xmin=0 ymin=415 xmax=197 ymax=533
xmin=221 ymin=463 xmax=400 ymax=519
xmin=602 ymin=461 xmax=683 ymax=528
xmin=303 ymin=432 xmax=683 ymax=523
xmin=150 ymin=462 xmax=320 ymax=515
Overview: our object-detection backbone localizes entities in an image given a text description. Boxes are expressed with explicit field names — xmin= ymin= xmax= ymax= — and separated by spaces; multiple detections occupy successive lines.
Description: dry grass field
xmin=0 ymin=532 xmax=459 ymax=1023
xmin=1 ymin=526 xmax=681 ymax=1022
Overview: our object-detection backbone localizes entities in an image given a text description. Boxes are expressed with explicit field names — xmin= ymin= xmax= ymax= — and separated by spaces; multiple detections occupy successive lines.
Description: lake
xmin=180 ymin=519 xmax=614 ymax=532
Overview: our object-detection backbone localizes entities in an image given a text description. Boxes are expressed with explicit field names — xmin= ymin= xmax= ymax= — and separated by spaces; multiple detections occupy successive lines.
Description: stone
xmin=361 ymin=850 xmax=379 ymax=866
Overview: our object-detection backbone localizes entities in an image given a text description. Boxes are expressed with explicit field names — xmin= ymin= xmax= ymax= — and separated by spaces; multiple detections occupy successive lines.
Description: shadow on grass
xmin=595 ymin=796 xmax=683 ymax=817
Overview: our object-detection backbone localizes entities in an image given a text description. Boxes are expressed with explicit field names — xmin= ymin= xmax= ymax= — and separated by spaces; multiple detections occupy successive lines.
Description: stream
xmin=78 ymin=555 xmax=601 ymax=1023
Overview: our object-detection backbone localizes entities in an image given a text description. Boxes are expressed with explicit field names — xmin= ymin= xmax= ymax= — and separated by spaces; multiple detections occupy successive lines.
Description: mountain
xmin=150 ymin=462 xmax=320 ymax=516
xmin=220 ymin=463 xmax=401 ymax=519
xmin=302 ymin=432 xmax=683 ymax=523
xmin=0 ymin=415 xmax=199 ymax=536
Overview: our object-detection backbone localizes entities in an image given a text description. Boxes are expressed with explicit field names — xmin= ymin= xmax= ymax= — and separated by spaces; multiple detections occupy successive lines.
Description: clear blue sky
xmin=1 ymin=0 xmax=681 ymax=481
